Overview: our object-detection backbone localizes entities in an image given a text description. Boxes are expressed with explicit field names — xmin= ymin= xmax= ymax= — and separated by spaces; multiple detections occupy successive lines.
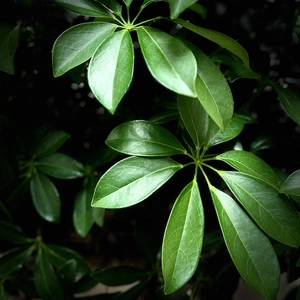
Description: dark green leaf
xmin=52 ymin=0 xmax=113 ymax=18
xmin=0 ymin=23 xmax=19 ymax=75
xmin=88 ymin=30 xmax=134 ymax=114
xmin=44 ymin=244 xmax=90 ymax=275
xmin=188 ymin=3 xmax=207 ymax=19
xmin=169 ymin=0 xmax=198 ymax=19
xmin=280 ymin=170 xmax=300 ymax=197
xmin=30 ymin=172 xmax=60 ymax=223
xmin=34 ymin=251 xmax=64 ymax=300
xmin=58 ymin=259 xmax=77 ymax=287
xmin=273 ymin=84 xmax=300 ymax=126
xmin=219 ymin=171 xmax=300 ymax=247
xmin=92 ymin=157 xmax=182 ymax=208
xmin=162 ymin=181 xmax=204 ymax=294
xmin=52 ymin=22 xmax=117 ymax=77
xmin=0 ymin=246 xmax=33 ymax=280
xmin=100 ymin=0 xmax=122 ymax=14
xmin=0 ymin=221 xmax=33 ymax=244
xmin=36 ymin=153 xmax=84 ymax=179
xmin=210 ymin=186 xmax=280 ymax=300
xmin=149 ymin=110 xmax=179 ymax=125
xmin=91 ymin=266 xmax=148 ymax=286
xmin=216 ymin=150 xmax=279 ymax=188
xmin=191 ymin=46 xmax=233 ymax=131
xmin=174 ymin=19 xmax=249 ymax=68
xmin=105 ymin=120 xmax=186 ymax=156
xmin=33 ymin=131 xmax=70 ymax=158
xmin=137 ymin=26 xmax=197 ymax=98
xmin=250 ymin=135 xmax=273 ymax=153
xmin=73 ymin=186 xmax=94 ymax=237
xmin=141 ymin=0 xmax=163 ymax=9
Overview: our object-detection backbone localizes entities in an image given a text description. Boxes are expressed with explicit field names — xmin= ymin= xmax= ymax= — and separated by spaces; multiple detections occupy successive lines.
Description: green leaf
xmin=0 ymin=23 xmax=20 ymax=75
xmin=174 ymin=19 xmax=249 ymax=68
xmin=162 ymin=181 xmax=204 ymax=294
xmin=0 ymin=246 xmax=33 ymax=280
xmin=210 ymin=186 xmax=280 ymax=300
xmin=92 ymin=207 xmax=105 ymax=227
xmin=36 ymin=153 xmax=84 ymax=179
xmin=30 ymin=172 xmax=60 ymax=223
xmin=105 ymin=120 xmax=186 ymax=156
xmin=250 ymin=135 xmax=273 ymax=153
xmin=216 ymin=150 xmax=279 ymax=188
xmin=99 ymin=0 xmax=122 ymax=14
xmin=137 ymin=26 xmax=197 ymax=98
xmin=123 ymin=0 xmax=133 ymax=6
xmin=188 ymin=3 xmax=207 ymax=19
xmin=33 ymin=131 xmax=70 ymax=158
xmin=52 ymin=22 xmax=117 ymax=77
xmin=58 ymin=259 xmax=77 ymax=287
xmin=141 ymin=0 xmax=163 ymax=9
xmin=207 ymin=113 xmax=244 ymax=146
xmin=149 ymin=110 xmax=179 ymax=125
xmin=44 ymin=244 xmax=90 ymax=275
xmin=73 ymin=187 xmax=94 ymax=238
xmin=280 ymin=170 xmax=300 ymax=197
xmin=169 ymin=0 xmax=198 ymax=19
xmin=0 ymin=221 xmax=33 ymax=244
xmin=219 ymin=171 xmax=300 ymax=247
xmin=273 ymin=84 xmax=300 ymax=126
xmin=92 ymin=157 xmax=182 ymax=209
xmin=88 ymin=29 xmax=134 ymax=114
xmin=91 ymin=266 xmax=148 ymax=286
xmin=192 ymin=46 xmax=233 ymax=131
xmin=52 ymin=0 xmax=113 ymax=18
xmin=34 ymin=251 xmax=64 ymax=300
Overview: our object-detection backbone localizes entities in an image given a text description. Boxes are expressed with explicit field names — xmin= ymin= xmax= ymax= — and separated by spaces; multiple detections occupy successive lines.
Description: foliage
xmin=1 ymin=0 xmax=300 ymax=299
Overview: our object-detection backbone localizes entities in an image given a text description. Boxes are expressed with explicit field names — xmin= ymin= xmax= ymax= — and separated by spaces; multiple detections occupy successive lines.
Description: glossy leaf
xmin=34 ymin=251 xmax=64 ymax=300
xmin=73 ymin=186 xmax=94 ymax=237
xmin=44 ymin=244 xmax=90 ymax=275
xmin=105 ymin=120 xmax=186 ymax=156
xmin=0 ymin=23 xmax=19 ymax=75
xmin=36 ymin=153 xmax=84 ymax=179
xmin=52 ymin=22 xmax=117 ymax=77
xmin=92 ymin=157 xmax=182 ymax=209
xmin=52 ymin=0 xmax=112 ymax=18
xmin=91 ymin=266 xmax=147 ymax=286
xmin=188 ymin=3 xmax=207 ymax=19
xmin=220 ymin=171 xmax=300 ymax=247
xmin=216 ymin=150 xmax=279 ymax=188
xmin=192 ymin=46 xmax=233 ymax=131
xmin=137 ymin=26 xmax=197 ymax=97
xmin=0 ymin=221 xmax=33 ymax=244
xmin=174 ymin=19 xmax=249 ymax=67
xmin=88 ymin=30 xmax=134 ymax=114
xmin=169 ymin=0 xmax=198 ymax=19
xmin=141 ymin=0 xmax=163 ymax=9
xmin=250 ymin=135 xmax=273 ymax=153
xmin=210 ymin=186 xmax=280 ymax=300
xmin=0 ymin=246 xmax=33 ymax=280
xmin=92 ymin=207 xmax=105 ymax=227
xmin=30 ymin=172 xmax=60 ymax=223
xmin=273 ymin=84 xmax=300 ymax=126
xmin=162 ymin=181 xmax=204 ymax=294
xmin=280 ymin=170 xmax=300 ymax=196
xmin=33 ymin=131 xmax=70 ymax=158
xmin=100 ymin=0 xmax=122 ymax=14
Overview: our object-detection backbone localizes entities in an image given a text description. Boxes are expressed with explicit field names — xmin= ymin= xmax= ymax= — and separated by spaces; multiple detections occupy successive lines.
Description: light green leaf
xmin=174 ymin=19 xmax=249 ymax=67
xmin=216 ymin=150 xmax=279 ymax=188
xmin=219 ymin=171 xmax=300 ymax=247
xmin=0 ymin=246 xmax=33 ymax=280
xmin=273 ymin=84 xmax=300 ymax=126
xmin=137 ymin=26 xmax=197 ymax=97
xmin=92 ymin=207 xmax=105 ymax=227
xmin=162 ymin=181 xmax=204 ymax=294
xmin=34 ymin=251 xmax=64 ymax=300
xmin=123 ymin=0 xmax=133 ymax=6
xmin=88 ymin=29 xmax=134 ymax=114
xmin=30 ymin=172 xmax=60 ymax=223
xmin=36 ymin=153 xmax=84 ymax=179
xmin=52 ymin=22 xmax=117 ymax=77
xmin=92 ymin=157 xmax=182 ymax=208
xmin=105 ymin=120 xmax=186 ymax=156
xmin=52 ymin=0 xmax=113 ymax=18
xmin=280 ymin=170 xmax=300 ymax=197
xmin=0 ymin=23 xmax=19 ymax=75
xmin=192 ymin=46 xmax=233 ymax=131
xmin=73 ymin=187 xmax=94 ymax=238
xmin=210 ymin=186 xmax=280 ymax=300
xmin=169 ymin=0 xmax=198 ymax=19
xmin=33 ymin=131 xmax=70 ymax=158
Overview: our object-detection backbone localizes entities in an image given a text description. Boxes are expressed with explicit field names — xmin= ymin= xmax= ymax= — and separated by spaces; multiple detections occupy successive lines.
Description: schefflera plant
xmin=50 ymin=0 xmax=300 ymax=298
